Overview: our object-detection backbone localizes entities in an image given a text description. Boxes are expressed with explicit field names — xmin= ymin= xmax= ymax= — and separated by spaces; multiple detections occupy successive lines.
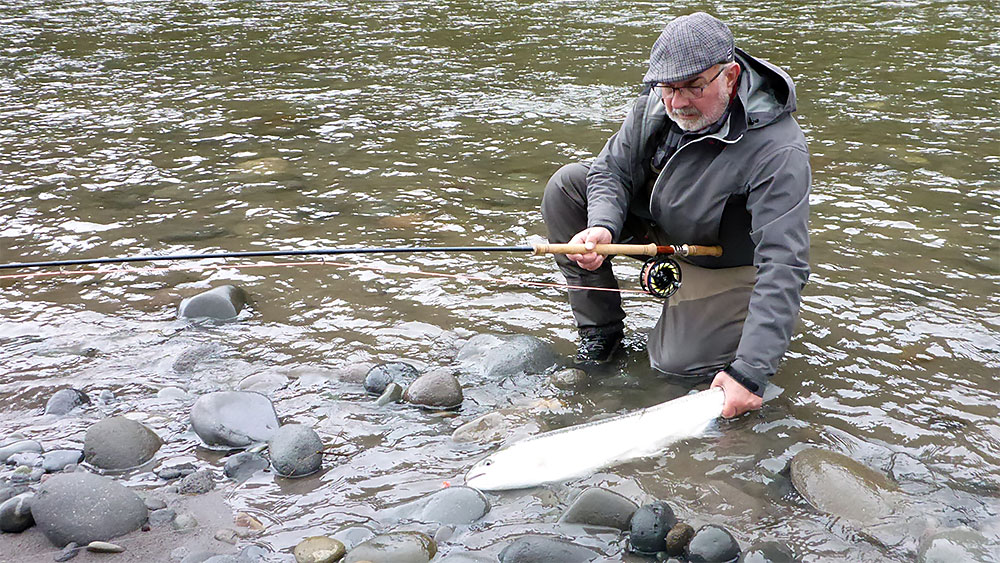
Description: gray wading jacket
xmin=586 ymin=48 xmax=810 ymax=394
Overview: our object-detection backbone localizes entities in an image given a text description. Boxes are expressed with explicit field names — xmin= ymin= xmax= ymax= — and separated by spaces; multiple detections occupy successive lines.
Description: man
xmin=541 ymin=12 xmax=810 ymax=418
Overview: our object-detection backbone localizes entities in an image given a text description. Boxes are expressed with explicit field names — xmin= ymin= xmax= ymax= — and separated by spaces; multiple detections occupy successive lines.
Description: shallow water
xmin=1 ymin=1 xmax=998 ymax=561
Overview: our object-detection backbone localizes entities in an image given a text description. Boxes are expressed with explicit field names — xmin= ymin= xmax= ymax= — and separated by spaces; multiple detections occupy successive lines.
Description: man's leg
xmin=541 ymin=162 xmax=641 ymax=362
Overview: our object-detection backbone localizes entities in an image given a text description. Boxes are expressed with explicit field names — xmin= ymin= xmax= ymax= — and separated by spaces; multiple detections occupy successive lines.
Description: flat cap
xmin=642 ymin=12 xmax=735 ymax=85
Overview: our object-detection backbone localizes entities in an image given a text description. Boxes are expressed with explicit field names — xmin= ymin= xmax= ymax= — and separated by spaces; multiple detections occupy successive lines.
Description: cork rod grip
xmin=679 ymin=244 xmax=724 ymax=257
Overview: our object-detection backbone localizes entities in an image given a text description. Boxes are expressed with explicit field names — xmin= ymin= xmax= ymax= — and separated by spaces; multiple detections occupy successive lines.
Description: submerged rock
xmin=84 ymin=416 xmax=162 ymax=470
xmin=403 ymin=370 xmax=463 ymax=409
xmin=0 ymin=440 xmax=42 ymax=463
xmin=498 ymin=536 xmax=599 ymax=563
xmin=32 ymin=472 xmax=147 ymax=546
xmin=559 ymin=487 xmax=637 ymax=530
xmin=45 ymin=388 xmax=91 ymax=416
xmin=364 ymin=362 xmax=419 ymax=395
xmin=0 ymin=493 xmax=34 ymax=532
xmin=177 ymin=469 xmax=215 ymax=494
xmin=664 ymin=523 xmax=696 ymax=557
xmin=177 ymin=285 xmax=247 ymax=320
xmin=743 ymin=540 xmax=798 ymax=563
xmin=42 ymin=450 xmax=85 ymax=473
xmin=190 ymin=391 xmax=280 ymax=449
xmin=269 ymin=424 xmax=324 ymax=478
xmin=917 ymin=526 xmax=993 ymax=563
xmin=294 ymin=536 xmax=346 ymax=563
xmin=687 ymin=525 xmax=740 ymax=563
xmin=456 ymin=334 xmax=559 ymax=378
xmin=238 ymin=372 xmax=289 ymax=394
xmin=375 ymin=382 xmax=404 ymax=406
xmin=343 ymin=531 xmax=437 ymax=563
xmin=550 ymin=367 xmax=587 ymax=387
xmin=629 ymin=501 xmax=677 ymax=554
xmin=389 ymin=486 xmax=490 ymax=525
xmin=789 ymin=448 xmax=898 ymax=525
xmin=224 ymin=451 xmax=269 ymax=481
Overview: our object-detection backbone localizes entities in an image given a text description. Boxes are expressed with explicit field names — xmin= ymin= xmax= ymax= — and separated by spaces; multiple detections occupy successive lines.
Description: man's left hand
xmin=711 ymin=371 xmax=763 ymax=418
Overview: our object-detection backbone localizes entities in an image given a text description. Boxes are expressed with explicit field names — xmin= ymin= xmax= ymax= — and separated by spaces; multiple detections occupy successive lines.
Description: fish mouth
xmin=464 ymin=470 xmax=486 ymax=483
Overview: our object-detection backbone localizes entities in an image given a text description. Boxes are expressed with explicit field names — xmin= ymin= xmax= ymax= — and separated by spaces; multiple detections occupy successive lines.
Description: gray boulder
xmin=0 ymin=440 xmax=42 ymax=463
xmin=559 ymin=487 xmax=637 ymax=530
xmin=84 ymin=416 xmax=162 ymax=470
xmin=389 ymin=486 xmax=489 ymax=525
xmin=364 ymin=362 xmax=419 ymax=395
xmin=343 ymin=532 xmax=437 ymax=563
xmin=789 ymin=448 xmax=898 ymax=525
xmin=629 ymin=501 xmax=677 ymax=554
xmin=178 ymin=285 xmax=247 ymax=319
xmin=190 ymin=391 xmax=280 ymax=449
xmin=0 ymin=493 xmax=34 ymax=532
xmin=269 ymin=424 xmax=323 ymax=478
xmin=45 ymin=388 xmax=91 ymax=415
xmin=456 ymin=334 xmax=558 ymax=378
xmin=687 ymin=525 xmax=740 ymax=563
xmin=32 ymin=472 xmax=147 ymax=546
xmin=498 ymin=536 xmax=600 ymax=563
xmin=403 ymin=370 xmax=463 ymax=409
xmin=918 ymin=526 xmax=993 ymax=563
xmin=42 ymin=450 xmax=84 ymax=473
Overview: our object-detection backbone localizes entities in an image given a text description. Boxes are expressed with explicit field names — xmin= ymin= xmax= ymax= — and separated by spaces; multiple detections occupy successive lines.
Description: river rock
xmin=789 ymin=448 xmax=898 ymax=525
xmin=917 ymin=526 xmax=993 ymax=563
xmin=375 ymin=382 xmax=404 ymax=406
xmin=6 ymin=452 xmax=41 ymax=467
xmin=224 ymin=451 xmax=269 ymax=481
xmin=550 ymin=367 xmax=587 ymax=387
xmin=629 ymin=501 xmax=677 ymax=554
xmin=364 ymin=362 xmax=419 ymax=395
xmin=42 ymin=450 xmax=84 ymax=473
xmin=687 ymin=525 xmax=740 ymax=563
xmin=84 ymin=416 xmax=162 ymax=470
xmin=54 ymin=543 xmax=80 ymax=561
xmin=389 ymin=486 xmax=490 ymax=525
xmin=269 ymin=424 xmax=323 ymax=478
xmin=190 ymin=391 xmax=280 ymax=449
xmin=157 ymin=386 xmax=192 ymax=401
xmin=498 ymin=536 xmax=600 ymax=563
xmin=149 ymin=508 xmax=177 ymax=527
xmin=664 ymin=523 xmax=695 ymax=556
xmin=238 ymin=372 xmax=289 ymax=394
xmin=178 ymin=285 xmax=247 ymax=319
xmin=177 ymin=469 xmax=216 ymax=494
xmin=452 ymin=412 xmax=509 ymax=444
xmin=559 ymin=487 xmax=637 ymax=530
xmin=403 ymin=370 xmax=463 ymax=409
xmin=343 ymin=531 xmax=437 ymax=563
xmin=157 ymin=462 xmax=198 ymax=480
xmin=0 ymin=440 xmax=42 ymax=462
xmin=45 ymin=388 xmax=91 ymax=415
xmin=294 ymin=536 xmax=346 ymax=563
xmin=0 ymin=493 xmax=34 ymax=532
xmin=31 ymin=472 xmax=147 ymax=545
xmin=743 ymin=540 xmax=798 ymax=562
xmin=456 ymin=334 xmax=559 ymax=378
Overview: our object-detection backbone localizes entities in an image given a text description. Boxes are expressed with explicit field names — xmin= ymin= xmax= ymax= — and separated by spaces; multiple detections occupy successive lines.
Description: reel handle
xmin=532 ymin=243 xmax=722 ymax=257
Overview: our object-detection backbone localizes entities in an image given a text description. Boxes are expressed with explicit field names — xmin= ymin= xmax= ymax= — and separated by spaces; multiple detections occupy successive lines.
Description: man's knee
xmin=542 ymin=162 xmax=590 ymax=222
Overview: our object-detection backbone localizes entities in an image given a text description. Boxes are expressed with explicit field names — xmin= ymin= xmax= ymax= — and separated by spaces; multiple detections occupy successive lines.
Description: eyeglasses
xmin=653 ymin=66 xmax=727 ymax=100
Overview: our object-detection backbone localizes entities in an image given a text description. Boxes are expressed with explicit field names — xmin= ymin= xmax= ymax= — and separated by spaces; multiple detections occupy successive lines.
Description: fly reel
xmin=639 ymin=257 xmax=682 ymax=299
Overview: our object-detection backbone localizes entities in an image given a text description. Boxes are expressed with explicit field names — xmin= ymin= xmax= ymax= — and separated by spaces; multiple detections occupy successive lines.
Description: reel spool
xmin=639 ymin=257 xmax=682 ymax=299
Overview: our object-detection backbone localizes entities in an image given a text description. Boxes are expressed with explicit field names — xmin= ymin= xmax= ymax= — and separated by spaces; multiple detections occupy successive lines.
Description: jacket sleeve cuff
xmin=725 ymin=360 xmax=769 ymax=398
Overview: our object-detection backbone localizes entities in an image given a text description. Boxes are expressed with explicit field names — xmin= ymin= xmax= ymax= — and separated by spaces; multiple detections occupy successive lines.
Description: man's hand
xmin=566 ymin=227 xmax=613 ymax=271
xmin=711 ymin=371 xmax=763 ymax=418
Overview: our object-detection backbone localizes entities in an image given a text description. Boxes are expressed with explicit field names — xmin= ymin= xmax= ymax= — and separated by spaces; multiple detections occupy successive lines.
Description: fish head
xmin=464 ymin=447 xmax=535 ymax=491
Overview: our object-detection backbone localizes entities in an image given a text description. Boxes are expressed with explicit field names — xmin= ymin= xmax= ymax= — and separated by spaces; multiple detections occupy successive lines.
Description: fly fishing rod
xmin=0 ymin=242 xmax=722 ymax=298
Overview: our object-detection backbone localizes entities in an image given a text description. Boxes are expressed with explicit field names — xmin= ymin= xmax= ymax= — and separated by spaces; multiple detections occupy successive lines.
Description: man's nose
xmin=669 ymin=93 xmax=691 ymax=110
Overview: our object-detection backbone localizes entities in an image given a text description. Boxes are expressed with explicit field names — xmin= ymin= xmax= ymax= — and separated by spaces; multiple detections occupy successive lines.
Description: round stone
xmin=190 ymin=391 xmax=280 ymax=449
xmin=176 ymin=469 xmax=215 ymax=494
xmin=550 ymin=368 xmax=588 ymax=387
xmin=344 ymin=532 xmax=436 ymax=563
xmin=389 ymin=486 xmax=490 ymax=525
xmin=31 ymin=472 xmax=147 ymax=545
xmin=84 ymin=416 xmax=163 ymax=470
xmin=0 ymin=493 xmax=34 ymax=533
xmin=743 ymin=540 xmax=798 ymax=562
xmin=629 ymin=501 xmax=678 ymax=554
xmin=559 ymin=487 xmax=637 ymax=530
xmin=402 ymin=370 xmax=463 ymax=409
xmin=664 ymin=522 xmax=695 ymax=556
xmin=0 ymin=440 xmax=42 ymax=463
xmin=224 ymin=451 xmax=269 ymax=481
xmin=364 ymin=362 xmax=418 ymax=395
xmin=456 ymin=334 xmax=558 ymax=378
xmin=294 ymin=536 xmax=346 ymax=563
xmin=269 ymin=424 xmax=324 ymax=478
xmin=789 ymin=448 xmax=898 ymax=525
xmin=687 ymin=525 xmax=740 ymax=563
xmin=45 ymin=388 xmax=91 ymax=416
xmin=498 ymin=536 xmax=600 ymax=563
xmin=42 ymin=450 xmax=84 ymax=473
xmin=177 ymin=285 xmax=247 ymax=319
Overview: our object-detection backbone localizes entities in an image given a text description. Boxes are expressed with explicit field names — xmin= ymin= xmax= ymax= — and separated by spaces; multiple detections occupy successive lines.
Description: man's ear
xmin=726 ymin=62 xmax=741 ymax=88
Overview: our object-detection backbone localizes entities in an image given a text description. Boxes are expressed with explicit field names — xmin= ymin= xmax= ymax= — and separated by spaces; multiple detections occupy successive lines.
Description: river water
xmin=1 ymin=1 xmax=998 ymax=561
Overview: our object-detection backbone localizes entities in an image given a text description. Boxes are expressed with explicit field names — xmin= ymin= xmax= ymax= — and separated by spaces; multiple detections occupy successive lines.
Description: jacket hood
xmin=734 ymin=47 xmax=798 ymax=130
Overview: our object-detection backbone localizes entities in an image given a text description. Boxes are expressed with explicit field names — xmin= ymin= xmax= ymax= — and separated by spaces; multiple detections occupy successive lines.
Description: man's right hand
xmin=566 ymin=227 xmax=613 ymax=271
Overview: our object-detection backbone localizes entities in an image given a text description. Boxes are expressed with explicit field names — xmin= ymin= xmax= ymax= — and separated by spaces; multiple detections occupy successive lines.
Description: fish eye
xmin=484 ymin=460 xmax=492 ymax=466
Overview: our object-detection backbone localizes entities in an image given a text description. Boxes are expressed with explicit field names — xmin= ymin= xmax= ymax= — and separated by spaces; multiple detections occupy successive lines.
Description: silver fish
xmin=464 ymin=387 xmax=725 ymax=491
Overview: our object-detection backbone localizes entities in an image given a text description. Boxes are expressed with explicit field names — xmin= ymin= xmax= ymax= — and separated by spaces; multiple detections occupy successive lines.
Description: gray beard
xmin=666 ymin=84 xmax=731 ymax=132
